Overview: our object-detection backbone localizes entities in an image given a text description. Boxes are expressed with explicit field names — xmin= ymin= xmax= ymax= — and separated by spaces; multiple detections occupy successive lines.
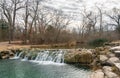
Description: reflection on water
xmin=0 ymin=60 xmax=91 ymax=78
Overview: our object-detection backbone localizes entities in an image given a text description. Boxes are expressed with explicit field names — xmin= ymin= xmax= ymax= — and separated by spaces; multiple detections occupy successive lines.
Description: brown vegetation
xmin=0 ymin=0 xmax=120 ymax=45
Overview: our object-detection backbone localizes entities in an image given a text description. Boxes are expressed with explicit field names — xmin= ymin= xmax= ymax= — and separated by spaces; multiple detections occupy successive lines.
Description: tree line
xmin=0 ymin=0 xmax=120 ymax=45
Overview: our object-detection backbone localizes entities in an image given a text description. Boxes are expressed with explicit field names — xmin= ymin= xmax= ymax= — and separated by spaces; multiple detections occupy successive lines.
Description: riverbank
xmin=90 ymin=46 xmax=120 ymax=78
xmin=0 ymin=41 xmax=120 ymax=78
xmin=0 ymin=41 xmax=77 ymax=51
xmin=0 ymin=41 xmax=30 ymax=51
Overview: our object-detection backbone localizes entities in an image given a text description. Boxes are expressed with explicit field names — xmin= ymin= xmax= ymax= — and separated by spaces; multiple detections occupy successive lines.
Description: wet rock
xmin=0 ymin=53 xmax=2 ymax=59
xmin=64 ymin=50 xmax=93 ymax=64
xmin=0 ymin=51 xmax=8 ymax=56
xmin=90 ymin=69 xmax=104 ymax=78
xmin=9 ymin=53 xmax=14 ymax=58
xmin=2 ymin=55 xmax=9 ymax=59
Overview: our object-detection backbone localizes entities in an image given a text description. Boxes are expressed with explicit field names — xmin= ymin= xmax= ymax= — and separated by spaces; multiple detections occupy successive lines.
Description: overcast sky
xmin=37 ymin=0 xmax=119 ymax=28
xmin=40 ymin=0 xmax=120 ymax=19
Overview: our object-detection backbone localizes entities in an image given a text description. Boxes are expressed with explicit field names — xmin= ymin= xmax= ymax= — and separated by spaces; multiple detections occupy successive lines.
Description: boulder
xmin=110 ymin=46 xmax=120 ymax=52
xmin=107 ymin=57 xmax=120 ymax=64
xmin=103 ymin=66 xmax=119 ymax=78
xmin=9 ymin=53 xmax=14 ymax=58
xmin=2 ymin=55 xmax=9 ymax=59
xmin=100 ymin=55 xmax=108 ymax=62
xmin=114 ymin=63 xmax=120 ymax=71
xmin=90 ymin=69 xmax=104 ymax=78
xmin=104 ymin=71 xmax=118 ymax=78
xmin=99 ymin=55 xmax=111 ymax=66
xmin=107 ymin=53 xmax=115 ymax=58
xmin=103 ymin=66 xmax=112 ymax=72
xmin=64 ymin=50 xmax=93 ymax=64
xmin=114 ymin=51 xmax=120 ymax=57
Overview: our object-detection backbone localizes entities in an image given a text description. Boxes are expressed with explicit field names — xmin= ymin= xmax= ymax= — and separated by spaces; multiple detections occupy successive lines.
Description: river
xmin=0 ymin=59 xmax=91 ymax=78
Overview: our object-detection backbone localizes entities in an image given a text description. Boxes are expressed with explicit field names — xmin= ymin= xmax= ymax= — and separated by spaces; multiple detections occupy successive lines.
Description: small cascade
xmin=18 ymin=52 xmax=23 ymax=57
xmin=35 ymin=50 xmax=65 ymax=63
xmin=12 ymin=50 xmax=65 ymax=64
xmin=21 ymin=55 xmax=28 ymax=61
xmin=10 ymin=52 xmax=23 ymax=59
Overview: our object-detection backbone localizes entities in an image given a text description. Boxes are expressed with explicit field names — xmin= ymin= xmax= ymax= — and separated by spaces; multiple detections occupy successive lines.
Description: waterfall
xmin=21 ymin=56 xmax=28 ymax=61
xmin=12 ymin=50 xmax=65 ymax=64
xmin=10 ymin=52 xmax=23 ymax=59
xmin=35 ymin=50 xmax=65 ymax=63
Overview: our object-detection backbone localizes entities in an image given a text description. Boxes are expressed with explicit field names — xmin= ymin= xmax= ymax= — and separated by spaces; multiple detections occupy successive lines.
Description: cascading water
xmin=35 ymin=50 xmax=64 ymax=63
xmin=7 ymin=49 xmax=91 ymax=78
xmin=10 ymin=52 xmax=23 ymax=59
xmin=12 ymin=50 xmax=65 ymax=64
xmin=22 ymin=55 xmax=28 ymax=61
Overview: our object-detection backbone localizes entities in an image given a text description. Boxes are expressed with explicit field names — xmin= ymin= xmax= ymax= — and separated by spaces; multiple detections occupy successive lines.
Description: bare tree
xmin=96 ymin=6 xmax=104 ymax=37
xmin=0 ymin=0 xmax=23 ymax=43
xmin=28 ymin=0 xmax=40 ymax=41
xmin=51 ymin=12 xmax=71 ymax=43
xmin=23 ymin=0 xmax=30 ymax=44
xmin=36 ymin=11 xmax=53 ymax=44
xmin=106 ymin=8 xmax=120 ymax=34
xmin=80 ymin=8 xmax=98 ymax=41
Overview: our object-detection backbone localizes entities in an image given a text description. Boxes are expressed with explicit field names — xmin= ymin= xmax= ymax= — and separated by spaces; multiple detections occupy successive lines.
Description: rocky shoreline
xmin=0 ymin=45 xmax=120 ymax=78
xmin=90 ymin=46 xmax=120 ymax=78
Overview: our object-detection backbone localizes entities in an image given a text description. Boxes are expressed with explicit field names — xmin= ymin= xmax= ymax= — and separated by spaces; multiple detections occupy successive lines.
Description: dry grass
xmin=0 ymin=41 xmax=76 ymax=51
xmin=0 ymin=41 xmax=30 ymax=51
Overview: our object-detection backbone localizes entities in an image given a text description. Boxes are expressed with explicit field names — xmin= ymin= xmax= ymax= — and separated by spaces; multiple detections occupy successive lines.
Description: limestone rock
xmin=114 ymin=51 xmax=120 ymax=57
xmin=114 ymin=63 xmax=120 ymax=71
xmin=107 ymin=53 xmax=115 ymax=58
xmin=104 ymin=71 xmax=118 ymax=78
xmin=64 ymin=50 xmax=93 ymax=64
xmin=100 ymin=55 xmax=108 ymax=62
xmin=103 ymin=66 xmax=112 ymax=72
xmin=110 ymin=46 xmax=120 ymax=57
xmin=103 ymin=65 xmax=119 ymax=78
xmin=107 ymin=57 xmax=120 ymax=64
xmin=90 ymin=69 xmax=104 ymax=78
xmin=110 ymin=46 xmax=120 ymax=51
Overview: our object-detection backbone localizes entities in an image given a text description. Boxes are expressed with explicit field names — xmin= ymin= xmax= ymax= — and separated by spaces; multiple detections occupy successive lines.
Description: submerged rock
xmin=64 ymin=50 xmax=93 ymax=64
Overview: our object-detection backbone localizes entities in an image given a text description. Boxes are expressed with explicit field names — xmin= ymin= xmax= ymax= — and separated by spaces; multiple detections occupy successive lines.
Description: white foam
xmin=10 ymin=50 xmax=66 ymax=65
xmin=10 ymin=56 xmax=19 ymax=59
xmin=30 ymin=60 xmax=66 ymax=65
xmin=21 ymin=59 xmax=28 ymax=61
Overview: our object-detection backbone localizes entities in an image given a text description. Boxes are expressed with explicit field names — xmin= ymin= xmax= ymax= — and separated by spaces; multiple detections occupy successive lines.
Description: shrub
xmin=88 ymin=38 xmax=108 ymax=47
